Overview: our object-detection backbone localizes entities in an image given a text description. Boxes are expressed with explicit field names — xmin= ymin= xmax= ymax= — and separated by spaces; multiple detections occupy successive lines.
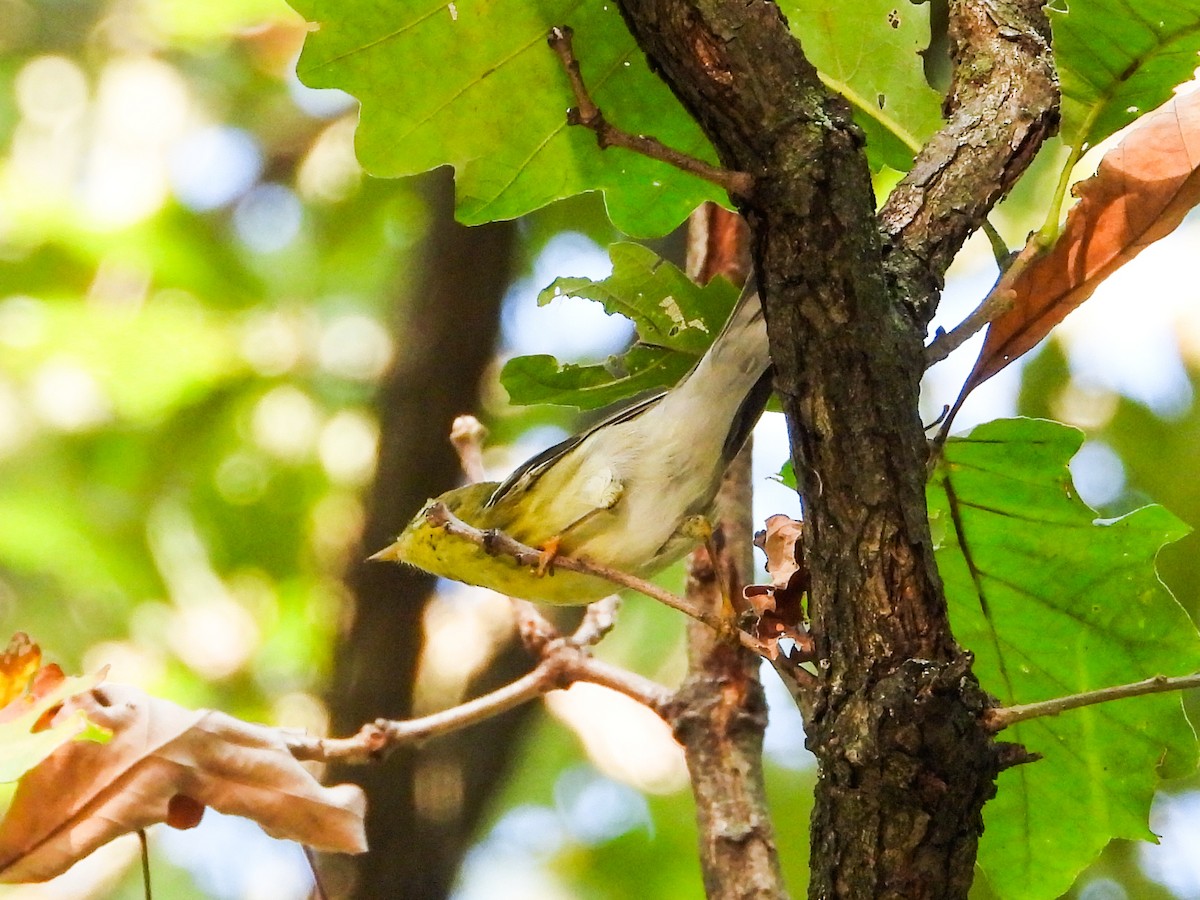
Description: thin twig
xmin=547 ymin=26 xmax=754 ymax=197
xmin=426 ymin=501 xmax=772 ymax=655
xmin=924 ymin=219 xmax=1060 ymax=371
xmin=376 ymin=666 xmax=554 ymax=743
xmin=286 ymin=640 xmax=673 ymax=763
xmin=985 ymin=672 xmax=1200 ymax=732
xmin=924 ymin=284 xmax=1016 ymax=368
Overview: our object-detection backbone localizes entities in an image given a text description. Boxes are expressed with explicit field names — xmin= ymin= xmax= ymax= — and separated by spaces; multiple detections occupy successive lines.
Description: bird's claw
xmin=536 ymin=536 xmax=562 ymax=576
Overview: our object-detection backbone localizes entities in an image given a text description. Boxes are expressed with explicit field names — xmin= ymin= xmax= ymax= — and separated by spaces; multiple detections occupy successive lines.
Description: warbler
xmin=371 ymin=282 xmax=772 ymax=604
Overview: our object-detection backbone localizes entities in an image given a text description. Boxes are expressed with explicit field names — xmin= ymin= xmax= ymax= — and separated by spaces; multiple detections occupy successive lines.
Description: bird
xmin=370 ymin=280 xmax=771 ymax=605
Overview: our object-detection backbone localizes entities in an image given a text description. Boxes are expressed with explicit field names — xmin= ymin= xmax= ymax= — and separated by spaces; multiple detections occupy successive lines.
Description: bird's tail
xmin=673 ymin=279 xmax=773 ymax=461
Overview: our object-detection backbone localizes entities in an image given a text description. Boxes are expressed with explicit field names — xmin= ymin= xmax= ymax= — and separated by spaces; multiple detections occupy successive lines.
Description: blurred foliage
xmin=0 ymin=0 xmax=420 ymax=736
xmin=2 ymin=0 xmax=1200 ymax=898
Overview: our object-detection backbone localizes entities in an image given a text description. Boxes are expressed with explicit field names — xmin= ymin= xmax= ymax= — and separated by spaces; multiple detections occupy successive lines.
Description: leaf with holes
xmin=501 ymin=346 xmax=692 ymax=409
xmin=289 ymin=0 xmax=723 ymax=236
xmin=928 ymin=417 xmax=1200 ymax=900
xmin=778 ymin=0 xmax=944 ymax=170
xmin=501 ymin=244 xmax=737 ymax=408
xmin=1050 ymin=0 xmax=1200 ymax=152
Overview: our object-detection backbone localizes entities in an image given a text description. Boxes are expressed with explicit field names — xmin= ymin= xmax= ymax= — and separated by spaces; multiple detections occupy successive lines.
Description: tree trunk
xmin=324 ymin=168 xmax=527 ymax=899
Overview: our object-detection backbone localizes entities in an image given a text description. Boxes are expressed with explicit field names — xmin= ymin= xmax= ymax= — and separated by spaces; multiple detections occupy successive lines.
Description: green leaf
xmin=539 ymin=243 xmax=737 ymax=354
xmin=501 ymin=347 xmax=691 ymax=410
xmin=290 ymin=0 xmax=723 ymax=236
xmin=502 ymin=245 xmax=738 ymax=408
xmin=1050 ymin=0 xmax=1200 ymax=152
xmin=775 ymin=459 xmax=797 ymax=490
xmin=928 ymin=418 xmax=1200 ymax=900
xmin=779 ymin=0 xmax=944 ymax=170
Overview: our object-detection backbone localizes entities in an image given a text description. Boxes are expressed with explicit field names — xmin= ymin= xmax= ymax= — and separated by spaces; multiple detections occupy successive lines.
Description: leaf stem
xmin=979 ymin=218 xmax=1011 ymax=269
xmin=985 ymin=671 xmax=1200 ymax=732
xmin=547 ymin=26 xmax=754 ymax=197
xmin=138 ymin=829 xmax=152 ymax=900
xmin=1037 ymin=143 xmax=1084 ymax=244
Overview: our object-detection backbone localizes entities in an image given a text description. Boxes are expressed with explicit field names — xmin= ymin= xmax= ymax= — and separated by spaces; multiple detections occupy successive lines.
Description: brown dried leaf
xmin=0 ymin=684 xmax=367 ymax=883
xmin=963 ymin=88 xmax=1200 ymax=393
xmin=747 ymin=515 xmax=809 ymax=649
xmin=759 ymin=514 xmax=804 ymax=590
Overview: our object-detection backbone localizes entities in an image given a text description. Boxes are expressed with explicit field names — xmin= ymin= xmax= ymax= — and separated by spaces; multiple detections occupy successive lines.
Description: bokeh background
xmin=0 ymin=1 xmax=1197 ymax=898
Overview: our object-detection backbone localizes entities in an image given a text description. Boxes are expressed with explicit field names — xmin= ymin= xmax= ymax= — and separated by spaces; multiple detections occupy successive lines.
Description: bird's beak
xmin=367 ymin=541 xmax=403 ymax=563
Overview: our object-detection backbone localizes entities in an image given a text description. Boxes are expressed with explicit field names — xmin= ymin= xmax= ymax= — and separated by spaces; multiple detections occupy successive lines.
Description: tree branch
xmin=424 ymin=501 xmax=771 ymax=654
xmin=924 ymin=283 xmax=1015 ymax=368
xmin=289 ymin=616 xmax=674 ymax=764
xmin=671 ymin=205 xmax=788 ymax=900
xmin=985 ymin=672 xmax=1200 ymax=732
xmin=879 ymin=0 xmax=1059 ymax=327
xmin=547 ymin=25 xmax=754 ymax=197
xmin=604 ymin=0 xmax=1028 ymax=894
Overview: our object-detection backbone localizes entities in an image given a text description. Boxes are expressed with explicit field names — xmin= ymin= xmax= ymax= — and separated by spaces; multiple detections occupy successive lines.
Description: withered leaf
xmin=961 ymin=88 xmax=1200 ymax=394
xmin=747 ymin=515 xmax=808 ymax=649
xmin=0 ymin=684 xmax=366 ymax=883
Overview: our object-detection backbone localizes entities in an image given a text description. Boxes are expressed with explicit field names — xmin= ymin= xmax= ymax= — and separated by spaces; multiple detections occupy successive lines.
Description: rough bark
xmin=672 ymin=450 xmax=787 ymax=900
xmin=324 ymin=168 xmax=524 ymax=899
xmin=608 ymin=1 xmax=1058 ymax=896
xmin=670 ymin=206 xmax=786 ymax=899
xmin=880 ymin=0 xmax=1058 ymax=325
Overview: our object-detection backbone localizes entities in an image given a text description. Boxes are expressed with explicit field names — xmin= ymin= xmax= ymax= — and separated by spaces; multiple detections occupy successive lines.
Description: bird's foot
xmin=536 ymin=536 xmax=562 ymax=576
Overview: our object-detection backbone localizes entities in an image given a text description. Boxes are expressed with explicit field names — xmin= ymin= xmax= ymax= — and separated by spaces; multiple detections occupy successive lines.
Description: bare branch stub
xmin=984 ymin=671 xmax=1200 ymax=732
xmin=449 ymin=414 xmax=487 ymax=483
xmin=546 ymin=25 xmax=754 ymax=198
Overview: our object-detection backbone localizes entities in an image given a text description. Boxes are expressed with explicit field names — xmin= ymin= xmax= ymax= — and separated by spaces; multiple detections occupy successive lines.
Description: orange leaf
xmin=0 ymin=635 xmax=106 ymax=785
xmin=0 ymin=684 xmax=367 ymax=883
xmin=0 ymin=635 xmax=41 ymax=711
xmin=962 ymin=88 xmax=1200 ymax=394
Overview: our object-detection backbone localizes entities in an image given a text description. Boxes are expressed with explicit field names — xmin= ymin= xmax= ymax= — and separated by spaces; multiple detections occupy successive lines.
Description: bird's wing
xmin=485 ymin=390 xmax=665 ymax=508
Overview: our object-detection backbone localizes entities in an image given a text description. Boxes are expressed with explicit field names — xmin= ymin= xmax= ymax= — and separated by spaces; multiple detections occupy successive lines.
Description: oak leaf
xmin=0 ymin=683 xmax=367 ymax=883
xmin=962 ymin=87 xmax=1200 ymax=395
